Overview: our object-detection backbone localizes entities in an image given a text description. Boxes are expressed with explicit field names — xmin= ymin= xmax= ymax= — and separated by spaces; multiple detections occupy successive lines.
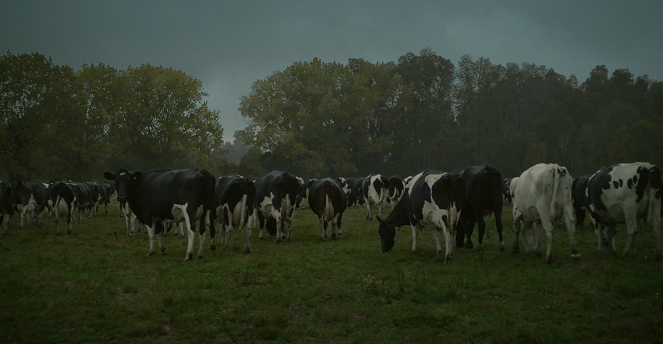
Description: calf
xmin=585 ymin=163 xmax=661 ymax=260
xmin=456 ymin=165 xmax=505 ymax=251
xmin=253 ymin=170 xmax=301 ymax=243
xmin=511 ymin=163 xmax=579 ymax=264
xmin=210 ymin=176 xmax=256 ymax=253
xmin=377 ymin=170 xmax=466 ymax=262
xmin=361 ymin=174 xmax=388 ymax=220
xmin=307 ymin=178 xmax=347 ymax=241
xmin=17 ymin=181 xmax=48 ymax=229
xmin=104 ymin=168 xmax=216 ymax=261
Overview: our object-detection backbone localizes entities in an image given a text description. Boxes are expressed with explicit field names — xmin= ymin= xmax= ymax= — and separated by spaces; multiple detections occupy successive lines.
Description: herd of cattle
xmin=1 ymin=161 xmax=660 ymax=264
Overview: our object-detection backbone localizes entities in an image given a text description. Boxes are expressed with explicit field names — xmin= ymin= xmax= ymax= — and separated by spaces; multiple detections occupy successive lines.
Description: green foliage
xmin=0 ymin=51 xmax=225 ymax=181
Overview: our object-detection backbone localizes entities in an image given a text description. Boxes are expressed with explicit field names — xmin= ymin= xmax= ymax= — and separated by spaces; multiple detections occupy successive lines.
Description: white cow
xmin=585 ymin=162 xmax=662 ymax=261
xmin=511 ymin=163 xmax=579 ymax=264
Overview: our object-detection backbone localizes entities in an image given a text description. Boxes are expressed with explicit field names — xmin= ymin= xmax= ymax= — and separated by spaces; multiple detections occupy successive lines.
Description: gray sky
xmin=2 ymin=1 xmax=662 ymax=142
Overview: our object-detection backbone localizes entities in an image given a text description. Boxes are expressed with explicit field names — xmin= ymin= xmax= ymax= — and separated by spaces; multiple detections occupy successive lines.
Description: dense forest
xmin=2 ymin=49 xmax=662 ymax=182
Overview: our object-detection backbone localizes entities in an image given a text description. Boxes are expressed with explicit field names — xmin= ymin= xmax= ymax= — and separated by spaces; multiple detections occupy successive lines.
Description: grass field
xmin=1 ymin=202 xmax=662 ymax=344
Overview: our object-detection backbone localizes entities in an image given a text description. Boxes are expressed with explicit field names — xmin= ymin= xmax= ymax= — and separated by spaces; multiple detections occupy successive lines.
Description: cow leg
xmin=475 ymin=216 xmax=486 ymax=251
xmin=67 ymin=209 xmax=73 ymax=235
xmin=155 ymin=222 xmax=166 ymax=255
xmin=564 ymin=205 xmax=580 ymax=258
xmin=223 ymin=222 xmax=232 ymax=249
xmin=319 ymin=217 xmax=326 ymax=241
xmin=464 ymin=217 xmax=476 ymax=249
xmin=411 ymin=224 xmax=420 ymax=252
xmin=146 ymin=223 xmax=157 ymax=256
xmin=377 ymin=200 xmax=384 ymax=219
xmin=285 ymin=219 xmax=293 ymax=242
xmin=243 ymin=225 xmax=251 ymax=253
xmin=494 ymin=211 xmax=506 ymax=251
xmin=432 ymin=228 xmax=442 ymax=254
xmin=512 ymin=219 xmax=521 ymax=254
xmin=540 ymin=219 xmax=555 ymax=264
xmin=197 ymin=220 xmax=207 ymax=259
xmin=336 ymin=213 xmax=343 ymax=238
xmin=442 ymin=228 xmax=455 ymax=262
xmin=365 ymin=199 xmax=372 ymax=220
xmin=257 ymin=211 xmax=265 ymax=240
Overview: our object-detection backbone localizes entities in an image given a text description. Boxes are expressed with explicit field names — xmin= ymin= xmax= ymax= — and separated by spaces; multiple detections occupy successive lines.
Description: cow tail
xmin=324 ymin=193 xmax=334 ymax=221
xmin=551 ymin=166 xmax=561 ymax=206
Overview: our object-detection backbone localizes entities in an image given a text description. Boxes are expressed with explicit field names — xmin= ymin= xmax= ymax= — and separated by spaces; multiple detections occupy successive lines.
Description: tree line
xmin=0 ymin=51 xmax=225 ymax=181
xmin=237 ymin=48 xmax=663 ymax=180
xmin=2 ymin=49 xmax=661 ymax=183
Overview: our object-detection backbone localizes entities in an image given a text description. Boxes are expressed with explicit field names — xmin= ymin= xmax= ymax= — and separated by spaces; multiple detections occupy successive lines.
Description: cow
xmin=17 ymin=181 xmax=48 ymax=229
xmin=104 ymin=168 xmax=216 ymax=261
xmin=387 ymin=175 xmax=405 ymax=208
xmin=295 ymin=177 xmax=308 ymax=209
xmin=253 ymin=170 xmax=300 ymax=243
xmin=47 ymin=181 xmax=77 ymax=235
xmin=307 ymin=178 xmax=347 ymax=241
xmin=361 ymin=174 xmax=389 ymax=220
xmin=377 ymin=170 xmax=466 ymax=262
xmin=209 ymin=176 xmax=256 ymax=253
xmin=502 ymin=178 xmax=513 ymax=204
xmin=585 ymin=162 xmax=662 ymax=260
xmin=572 ymin=175 xmax=591 ymax=228
xmin=0 ymin=180 xmax=13 ymax=234
xmin=511 ymin=163 xmax=579 ymax=264
xmin=337 ymin=177 xmax=359 ymax=208
xmin=70 ymin=182 xmax=93 ymax=222
xmin=456 ymin=165 xmax=505 ymax=251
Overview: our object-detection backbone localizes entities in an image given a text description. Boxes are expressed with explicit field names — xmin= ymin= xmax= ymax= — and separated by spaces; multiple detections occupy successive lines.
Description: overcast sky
xmin=2 ymin=1 xmax=662 ymax=142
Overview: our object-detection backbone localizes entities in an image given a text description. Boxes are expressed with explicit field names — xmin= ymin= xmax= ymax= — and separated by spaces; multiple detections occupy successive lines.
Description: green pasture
xmin=1 ymin=202 xmax=662 ymax=343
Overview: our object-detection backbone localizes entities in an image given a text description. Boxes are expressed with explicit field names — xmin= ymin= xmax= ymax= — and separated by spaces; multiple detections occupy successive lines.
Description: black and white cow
xmin=585 ymin=162 xmax=662 ymax=260
xmin=209 ymin=175 xmax=256 ymax=253
xmin=307 ymin=178 xmax=347 ymax=241
xmin=337 ymin=177 xmax=360 ymax=208
xmin=377 ymin=170 xmax=466 ymax=262
xmin=296 ymin=177 xmax=312 ymax=210
xmin=456 ymin=165 xmax=505 ymax=251
xmin=572 ymin=175 xmax=591 ymax=228
xmin=70 ymin=182 xmax=93 ymax=222
xmin=361 ymin=174 xmax=389 ymax=220
xmin=501 ymin=178 xmax=513 ymax=204
xmin=511 ymin=163 xmax=579 ymax=264
xmin=47 ymin=181 xmax=76 ymax=235
xmin=253 ymin=170 xmax=301 ymax=243
xmin=17 ymin=181 xmax=48 ymax=229
xmin=387 ymin=175 xmax=405 ymax=208
xmin=104 ymin=168 xmax=216 ymax=261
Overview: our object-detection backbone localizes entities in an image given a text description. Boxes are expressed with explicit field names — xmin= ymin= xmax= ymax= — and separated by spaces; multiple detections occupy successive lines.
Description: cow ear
xmin=103 ymin=172 xmax=115 ymax=180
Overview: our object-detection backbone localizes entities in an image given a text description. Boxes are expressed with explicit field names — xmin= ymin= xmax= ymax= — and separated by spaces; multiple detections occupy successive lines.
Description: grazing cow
xmin=585 ymin=163 xmax=662 ymax=260
xmin=387 ymin=175 xmax=405 ymax=207
xmin=502 ymin=178 xmax=513 ymax=204
xmin=456 ymin=165 xmax=505 ymax=251
xmin=104 ymin=168 xmax=216 ymax=261
xmin=307 ymin=178 xmax=347 ymax=241
xmin=361 ymin=174 xmax=389 ymax=220
xmin=253 ymin=170 xmax=301 ymax=243
xmin=209 ymin=176 xmax=256 ymax=253
xmin=0 ymin=180 xmax=13 ymax=234
xmin=47 ymin=181 xmax=76 ymax=235
xmin=377 ymin=170 xmax=466 ymax=262
xmin=572 ymin=175 xmax=591 ymax=228
xmin=511 ymin=163 xmax=579 ymax=264
xmin=17 ymin=181 xmax=48 ymax=229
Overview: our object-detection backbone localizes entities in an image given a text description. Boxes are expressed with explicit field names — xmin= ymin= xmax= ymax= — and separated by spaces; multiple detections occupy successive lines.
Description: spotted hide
xmin=377 ymin=170 xmax=465 ymax=262
xmin=253 ymin=170 xmax=301 ymax=243
xmin=17 ymin=181 xmax=48 ymax=230
xmin=307 ymin=178 xmax=347 ymax=241
xmin=209 ymin=176 xmax=256 ymax=253
xmin=387 ymin=175 xmax=405 ymax=207
xmin=104 ymin=168 xmax=216 ymax=261
xmin=511 ymin=163 xmax=579 ymax=264
xmin=585 ymin=162 xmax=662 ymax=260
xmin=456 ymin=165 xmax=505 ymax=251
xmin=361 ymin=174 xmax=388 ymax=220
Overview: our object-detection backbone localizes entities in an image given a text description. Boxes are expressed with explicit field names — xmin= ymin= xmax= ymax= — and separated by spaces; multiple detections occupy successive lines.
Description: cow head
xmin=376 ymin=216 xmax=396 ymax=253
xmin=103 ymin=169 xmax=142 ymax=204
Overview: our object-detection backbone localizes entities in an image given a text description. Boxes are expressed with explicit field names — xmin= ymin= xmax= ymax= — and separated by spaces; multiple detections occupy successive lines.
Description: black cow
xmin=70 ymin=182 xmax=93 ymax=222
xmin=47 ymin=181 xmax=77 ymax=235
xmin=572 ymin=175 xmax=591 ymax=228
xmin=104 ymin=168 xmax=216 ymax=261
xmin=307 ymin=178 xmax=347 ymax=241
xmin=253 ymin=170 xmax=301 ymax=243
xmin=501 ymin=178 xmax=513 ymax=204
xmin=456 ymin=165 xmax=505 ymax=251
xmin=209 ymin=176 xmax=256 ymax=253
xmin=585 ymin=163 xmax=662 ymax=260
xmin=361 ymin=174 xmax=389 ymax=220
xmin=18 ymin=181 xmax=48 ymax=229
xmin=387 ymin=175 xmax=405 ymax=207
xmin=377 ymin=170 xmax=466 ymax=262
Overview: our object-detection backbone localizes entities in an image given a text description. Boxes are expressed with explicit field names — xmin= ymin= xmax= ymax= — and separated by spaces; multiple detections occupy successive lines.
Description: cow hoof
xmin=475 ymin=243 xmax=483 ymax=251
xmin=244 ymin=248 xmax=251 ymax=254
xmin=499 ymin=242 xmax=506 ymax=251
xmin=210 ymin=244 xmax=216 ymax=251
xmin=197 ymin=254 xmax=204 ymax=259
xmin=185 ymin=253 xmax=193 ymax=261
xmin=160 ymin=249 xmax=166 ymax=255
xmin=544 ymin=258 xmax=552 ymax=264
xmin=465 ymin=242 xmax=473 ymax=249
xmin=147 ymin=251 xmax=155 ymax=256
xmin=512 ymin=248 xmax=520 ymax=254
